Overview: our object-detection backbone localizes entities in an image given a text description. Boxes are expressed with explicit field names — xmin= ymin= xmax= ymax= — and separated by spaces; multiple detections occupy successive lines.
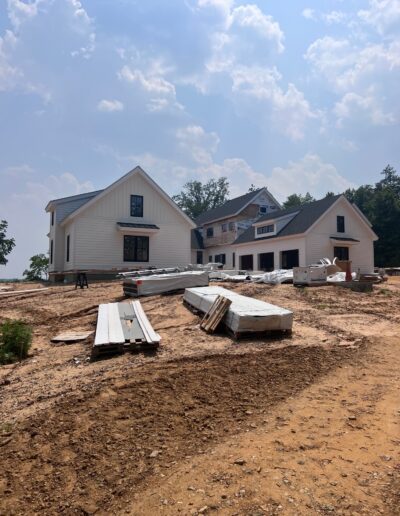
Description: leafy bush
xmin=0 ymin=320 xmax=33 ymax=364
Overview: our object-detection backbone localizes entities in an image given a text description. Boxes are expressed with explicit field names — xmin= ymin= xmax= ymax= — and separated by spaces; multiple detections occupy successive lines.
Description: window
xmin=130 ymin=195 xmax=143 ymax=217
xmin=206 ymin=227 xmax=214 ymax=238
xmin=259 ymin=205 xmax=267 ymax=214
xmin=66 ymin=235 xmax=70 ymax=262
xmin=50 ymin=240 xmax=53 ymax=264
xmin=196 ymin=251 xmax=203 ymax=265
xmin=229 ymin=222 xmax=235 ymax=231
xmin=257 ymin=224 xmax=274 ymax=235
xmin=232 ymin=252 xmax=235 ymax=268
xmin=123 ymin=235 xmax=149 ymax=262
xmin=337 ymin=215 xmax=345 ymax=233
xmin=51 ymin=211 xmax=54 ymax=226
xmin=215 ymin=254 xmax=226 ymax=265
xmin=334 ymin=246 xmax=349 ymax=261
xmin=208 ymin=255 xmax=213 ymax=262
xmin=222 ymin=223 xmax=227 ymax=232
xmin=281 ymin=249 xmax=299 ymax=269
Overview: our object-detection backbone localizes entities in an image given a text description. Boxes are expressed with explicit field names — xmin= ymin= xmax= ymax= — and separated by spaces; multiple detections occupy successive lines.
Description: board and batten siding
xmin=234 ymin=236 xmax=307 ymax=270
xmin=72 ymin=173 xmax=192 ymax=270
xmin=305 ymin=197 xmax=375 ymax=273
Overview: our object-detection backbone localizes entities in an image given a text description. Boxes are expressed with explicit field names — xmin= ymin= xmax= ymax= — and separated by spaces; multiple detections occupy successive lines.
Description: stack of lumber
xmin=123 ymin=270 xmax=209 ymax=297
xmin=200 ymin=295 xmax=232 ymax=333
xmin=93 ymin=300 xmax=160 ymax=357
xmin=184 ymin=286 xmax=293 ymax=338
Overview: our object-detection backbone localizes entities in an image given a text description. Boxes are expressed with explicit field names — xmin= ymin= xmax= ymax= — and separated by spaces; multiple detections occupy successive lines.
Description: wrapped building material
xmin=183 ymin=286 xmax=293 ymax=336
xmin=123 ymin=270 xmax=209 ymax=297
xmin=252 ymin=269 xmax=293 ymax=285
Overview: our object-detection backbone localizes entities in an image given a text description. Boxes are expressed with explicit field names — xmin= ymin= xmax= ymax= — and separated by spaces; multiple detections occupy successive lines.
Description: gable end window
xmin=206 ymin=227 xmax=214 ymax=238
xmin=257 ymin=224 xmax=274 ymax=235
xmin=124 ymin=235 xmax=149 ymax=262
xmin=337 ymin=215 xmax=345 ymax=233
xmin=66 ymin=235 xmax=70 ymax=262
xmin=259 ymin=205 xmax=267 ymax=214
xmin=130 ymin=195 xmax=143 ymax=217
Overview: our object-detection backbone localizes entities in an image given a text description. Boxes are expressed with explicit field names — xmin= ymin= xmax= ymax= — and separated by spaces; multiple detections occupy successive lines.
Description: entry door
xmin=281 ymin=249 xmax=299 ymax=269
xmin=240 ymin=254 xmax=253 ymax=270
xmin=259 ymin=252 xmax=274 ymax=271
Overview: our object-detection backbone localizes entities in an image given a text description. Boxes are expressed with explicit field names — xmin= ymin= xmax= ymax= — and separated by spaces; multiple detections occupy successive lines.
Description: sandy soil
xmin=0 ymin=277 xmax=399 ymax=515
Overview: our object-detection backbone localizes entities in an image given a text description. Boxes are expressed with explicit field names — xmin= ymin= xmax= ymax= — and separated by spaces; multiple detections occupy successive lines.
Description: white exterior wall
xmin=48 ymin=211 xmax=65 ymax=273
xmin=234 ymin=236 xmax=307 ymax=270
xmin=70 ymin=172 xmax=192 ymax=270
xmin=63 ymin=221 xmax=76 ymax=272
xmin=305 ymin=198 xmax=376 ymax=273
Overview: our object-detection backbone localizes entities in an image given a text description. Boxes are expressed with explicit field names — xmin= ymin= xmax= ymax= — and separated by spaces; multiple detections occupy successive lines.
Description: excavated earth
xmin=0 ymin=278 xmax=399 ymax=515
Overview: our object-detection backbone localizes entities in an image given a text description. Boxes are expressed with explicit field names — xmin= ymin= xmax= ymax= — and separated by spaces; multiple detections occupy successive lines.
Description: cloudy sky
xmin=1 ymin=0 xmax=399 ymax=277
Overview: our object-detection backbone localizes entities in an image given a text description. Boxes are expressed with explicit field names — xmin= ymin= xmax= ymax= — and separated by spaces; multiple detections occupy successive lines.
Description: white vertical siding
xmin=71 ymin=172 xmax=192 ymax=270
xmin=305 ymin=198 xmax=376 ymax=273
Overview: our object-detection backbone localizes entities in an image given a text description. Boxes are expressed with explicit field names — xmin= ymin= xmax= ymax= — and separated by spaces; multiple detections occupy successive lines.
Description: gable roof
xmin=46 ymin=166 xmax=196 ymax=228
xmin=234 ymin=194 xmax=342 ymax=244
xmin=195 ymin=188 xmax=268 ymax=226
xmin=46 ymin=190 xmax=103 ymax=223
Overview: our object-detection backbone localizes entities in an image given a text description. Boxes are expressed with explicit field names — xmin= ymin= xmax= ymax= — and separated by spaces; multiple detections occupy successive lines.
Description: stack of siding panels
xmin=123 ymin=270 xmax=209 ymax=297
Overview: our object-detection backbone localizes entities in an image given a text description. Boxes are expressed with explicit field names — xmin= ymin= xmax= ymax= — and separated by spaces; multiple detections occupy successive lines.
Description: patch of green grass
xmin=0 ymin=320 xmax=33 ymax=365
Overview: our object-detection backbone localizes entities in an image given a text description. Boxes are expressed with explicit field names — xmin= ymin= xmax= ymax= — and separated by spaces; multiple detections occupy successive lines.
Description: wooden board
xmin=94 ymin=304 xmax=109 ymax=345
xmin=200 ymin=295 xmax=232 ymax=333
xmin=0 ymin=287 xmax=49 ymax=297
xmin=51 ymin=331 xmax=93 ymax=343
xmin=131 ymin=300 xmax=161 ymax=344
xmin=108 ymin=303 xmax=125 ymax=344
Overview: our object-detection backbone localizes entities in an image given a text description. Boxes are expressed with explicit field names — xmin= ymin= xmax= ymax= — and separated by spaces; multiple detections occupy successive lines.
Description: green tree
xmin=173 ymin=177 xmax=230 ymax=219
xmin=23 ymin=254 xmax=49 ymax=281
xmin=248 ymin=184 xmax=258 ymax=192
xmin=282 ymin=192 xmax=315 ymax=209
xmin=0 ymin=220 xmax=15 ymax=266
xmin=325 ymin=191 xmax=335 ymax=198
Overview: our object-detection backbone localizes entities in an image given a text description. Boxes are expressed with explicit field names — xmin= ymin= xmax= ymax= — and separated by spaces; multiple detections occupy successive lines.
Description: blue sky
xmin=1 ymin=0 xmax=399 ymax=277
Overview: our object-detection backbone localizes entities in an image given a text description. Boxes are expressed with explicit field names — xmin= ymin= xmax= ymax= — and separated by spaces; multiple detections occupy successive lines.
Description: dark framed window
xmin=66 ymin=235 xmax=70 ymax=262
xmin=257 ymin=224 xmax=274 ymax=235
xmin=334 ymin=246 xmax=349 ymax=261
xmin=232 ymin=252 xmax=235 ymax=268
xmin=130 ymin=195 xmax=143 ymax=217
xmin=50 ymin=240 xmax=53 ymax=264
xmin=208 ymin=255 xmax=213 ymax=262
xmin=215 ymin=254 xmax=226 ymax=265
xmin=206 ymin=227 xmax=214 ymax=238
xmin=229 ymin=222 xmax=235 ymax=231
xmin=221 ymin=223 xmax=227 ymax=232
xmin=259 ymin=205 xmax=267 ymax=214
xmin=337 ymin=215 xmax=345 ymax=233
xmin=123 ymin=235 xmax=149 ymax=262
xmin=51 ymin=211 xmax=54 ymax=226
xmin=196 ymin=251 xmax=203 ymax=265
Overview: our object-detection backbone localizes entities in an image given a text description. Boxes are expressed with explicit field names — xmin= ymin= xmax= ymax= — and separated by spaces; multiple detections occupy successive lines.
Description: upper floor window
xmin=257 ymin=224 xmax=274 ymax=235
xmin=206 ymin=227 xmax=214 ymax=238
xmin=51 ymin=211 xmax=54 ymax=226
xmin=229 ymin=222 xmax=235 ymax=231
xmin=337 ymin=215 xmax=345 ymax=233
xmin=130 ymin=195 xmax=143 ymax=217
xmin=259 ymin=205 xmax=267 ymax=214
xmin=221 ymin=223 xmax=227 ymax=232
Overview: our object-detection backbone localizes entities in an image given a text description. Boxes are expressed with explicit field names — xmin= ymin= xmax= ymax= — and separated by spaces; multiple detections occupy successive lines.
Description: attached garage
xmin=258 ymin=252 xmax=274 ymax=271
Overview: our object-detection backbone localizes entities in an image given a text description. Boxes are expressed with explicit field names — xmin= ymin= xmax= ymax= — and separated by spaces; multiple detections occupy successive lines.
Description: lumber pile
xmin=200 ymin=295 xmax=232 ymax=333
xmin=184 ymin=286 xmax=293 ymax=338
xmin=93 ymin=301 xmax=160 ymax=357
xmin=123 ymin=270 xmax=209 ymax=297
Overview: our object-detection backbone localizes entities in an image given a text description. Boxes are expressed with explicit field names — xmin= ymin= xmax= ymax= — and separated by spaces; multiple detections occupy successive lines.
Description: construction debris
xmin=0 ymin=287 xmax=49 ymax=297
xmin=252 ymin=269 xmax=294 ymax=285
xmin=184 ymin=286 xmax=293 ymax=338
xmin=118 ymin=267 xmax=181 ymax=278
xmin=123 ymin=270 xmax=209 ymax=297
xmin=200 ymin=295 xmax=232 ymax=333
xmin=93 ymin=301 xmax=160 ymax=357
xmin=51 ymin=331 xmax=93 ymax=343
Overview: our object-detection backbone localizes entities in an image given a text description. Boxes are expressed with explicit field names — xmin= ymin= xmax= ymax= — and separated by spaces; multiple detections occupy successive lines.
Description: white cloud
xmin=302 ymin=8 xmax=316 ymax=20
xmin=197 ymin=0 xmax=233 ymax=17
xmin=119 ymin=65 xmax=175 ymax=95
xmin=358 ymin=0 xmax=400 ymax=35
xmin=0 ymin=30 xmax=21 ymax=91
xmin=176 ymin=125 xmax=220 ymax=165
xmin=97 ymin=99 xmax=124 ymax=112
xmin=228 ymin=4 xmax=285 ymax=53
xmin=231 ymin=66 xmax=319 ymax=140
xmin=6 ymin=0 xmax=44 ymax=31
xmin=322 ymin=10 xmax=347 ymax=24
xmin=2 ymin=163 xmax=34 ymax=177
xmin=334 ymin=91 xmax=396 ymax=126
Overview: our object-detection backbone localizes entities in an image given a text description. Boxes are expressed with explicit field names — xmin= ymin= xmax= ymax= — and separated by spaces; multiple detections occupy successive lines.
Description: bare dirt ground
xmin=0 ymin=278 xmax=399 ymax=515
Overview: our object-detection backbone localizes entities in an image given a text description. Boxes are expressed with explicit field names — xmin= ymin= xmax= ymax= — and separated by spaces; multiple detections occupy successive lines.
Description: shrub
xmin=0 ymin=320 xmax=33 ymax=364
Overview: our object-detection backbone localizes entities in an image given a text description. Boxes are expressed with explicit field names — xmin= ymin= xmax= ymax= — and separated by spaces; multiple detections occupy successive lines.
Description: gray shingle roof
xmin=46 ymin=190 xmax=103 ymax=223
xmin=191 ymin=229 xmax=204 ymax=249
xmin=234 ymin=195 xmax=342 ymax=244
xmin=195 ymin=188 xmax=264 ymax=226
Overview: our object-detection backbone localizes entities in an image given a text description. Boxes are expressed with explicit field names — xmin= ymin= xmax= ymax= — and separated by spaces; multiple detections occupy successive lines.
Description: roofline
xmin=198 ymin=187 xmax=281 ymax=226
xmin=234 ymin=231 xmax=307 ymax=247
xmin=252 ymin=210 xmax=300 ymax=227
xmin=45 ymin=190 xmax=103 ymax=212
xmin=304 ymin=195 xmax=378 ymax=240
xmin=59 ymin=166 xmax=196 ymax=228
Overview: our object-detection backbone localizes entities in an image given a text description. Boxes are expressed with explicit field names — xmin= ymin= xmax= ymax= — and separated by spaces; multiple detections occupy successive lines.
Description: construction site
xmin=0 ymin=271 xmax=399 ymax=515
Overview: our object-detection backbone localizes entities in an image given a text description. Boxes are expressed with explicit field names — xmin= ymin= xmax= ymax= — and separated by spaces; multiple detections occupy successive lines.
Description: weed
xmin=0 ymin=320 xmax=32 ymax=364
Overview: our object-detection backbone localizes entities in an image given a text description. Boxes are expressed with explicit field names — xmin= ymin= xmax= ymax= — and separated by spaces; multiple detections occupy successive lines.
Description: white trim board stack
xmin=183 ymin=286 xmax=293 ymax=338
xmin=123 ymin=270 xmax=209 ymax=297
xmin=93 ymin=300 xmax=161 ymax=357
